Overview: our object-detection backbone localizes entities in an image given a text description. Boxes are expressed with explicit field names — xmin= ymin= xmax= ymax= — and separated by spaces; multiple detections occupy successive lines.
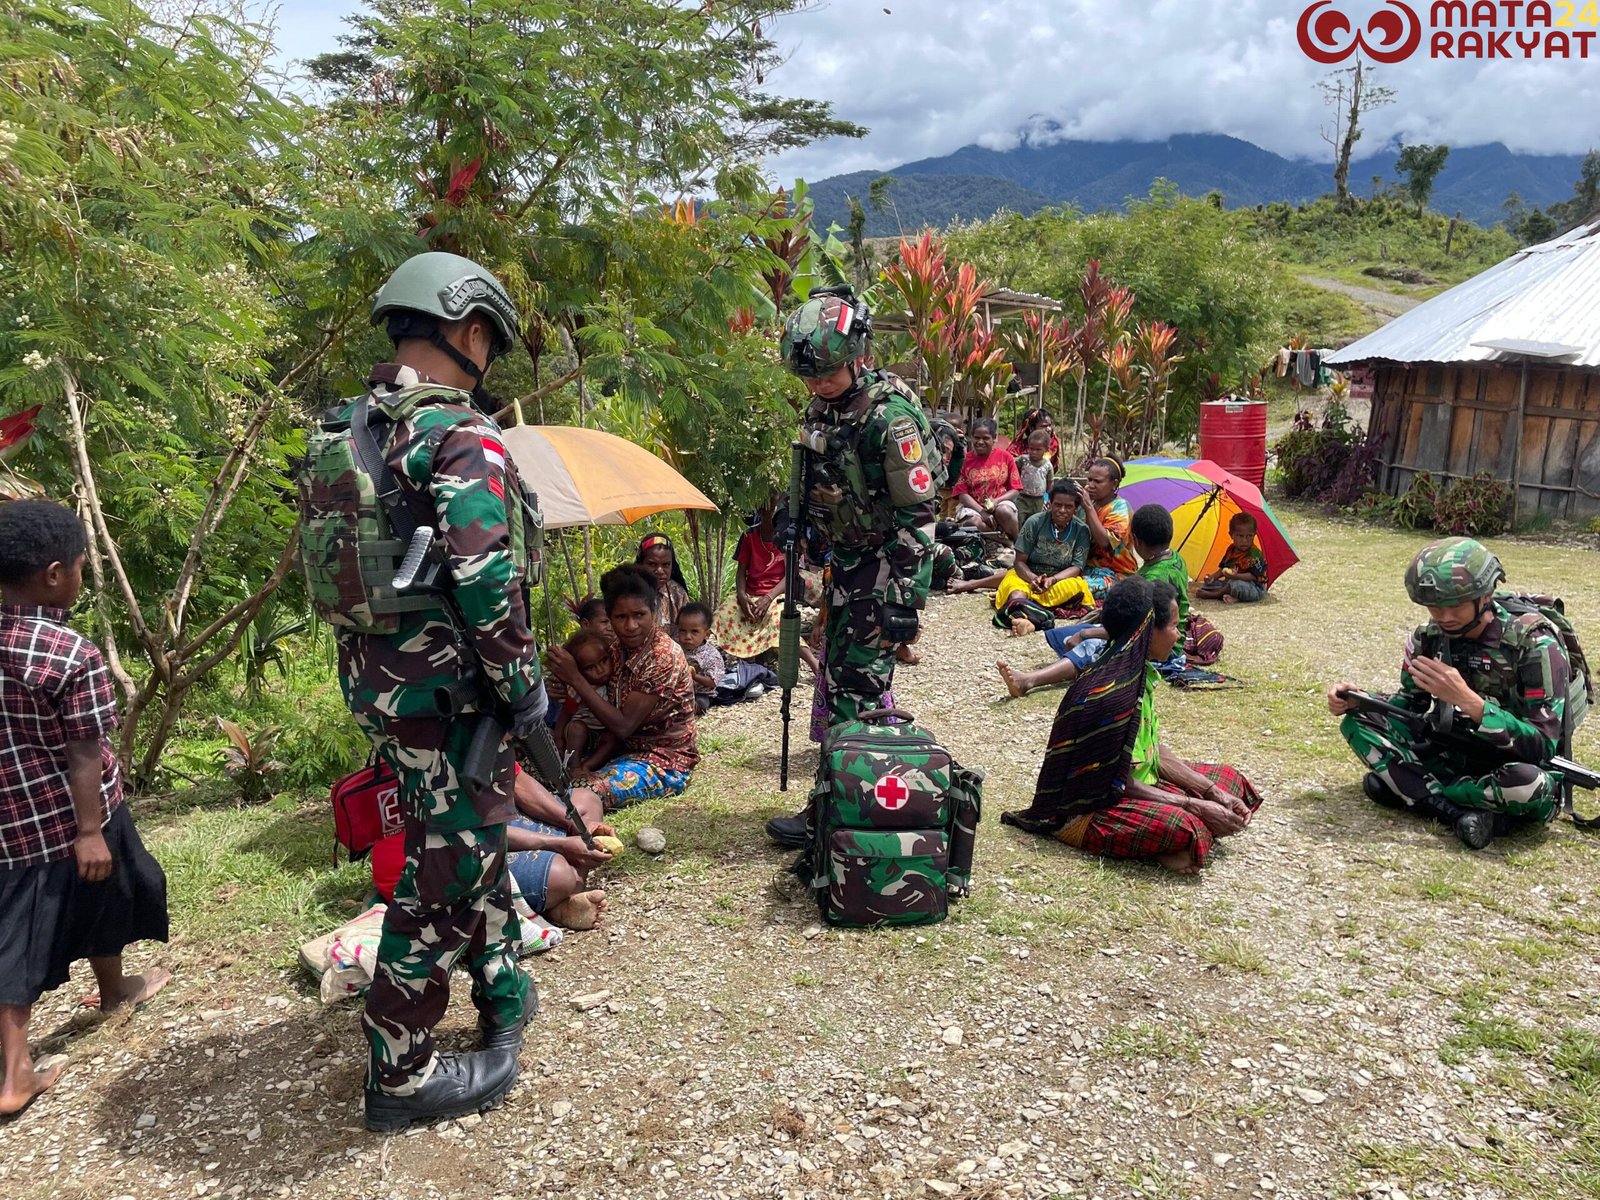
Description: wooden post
xmin=1510 ymin=358 xmax=1529 ymax=528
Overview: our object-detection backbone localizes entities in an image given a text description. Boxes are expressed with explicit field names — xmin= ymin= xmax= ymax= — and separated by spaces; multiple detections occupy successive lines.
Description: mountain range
xmin=805 ymin=133 xmax=1587 ymax=234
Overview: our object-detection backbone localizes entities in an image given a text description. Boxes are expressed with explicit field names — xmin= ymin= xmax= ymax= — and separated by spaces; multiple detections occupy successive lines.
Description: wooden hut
xmin=1326 ymin=219 xmax=1600 ymax=522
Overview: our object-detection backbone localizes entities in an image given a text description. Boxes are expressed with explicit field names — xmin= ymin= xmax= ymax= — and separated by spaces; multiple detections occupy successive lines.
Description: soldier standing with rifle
xmin=766 ymin=287 xmax=940 ymax=847
xmin=297 ymin=253 xmax=546 ymax=1131
xmin=1326 ymin=537 xmax=1584 ymax=850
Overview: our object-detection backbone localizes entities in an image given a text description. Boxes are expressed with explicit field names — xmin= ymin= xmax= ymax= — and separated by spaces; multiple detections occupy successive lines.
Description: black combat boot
xmin=1423 ymin=793 xmax=1495 ymax=850
xmin=765 ymin=813 xmax=809 ymax=849
xmin=364 ymin=1050 xmax=519 ymax=1134
xmin=478 ymin=986 xmax=538 ymax=1053
xmin=1362 ymin=772 xmax=1409 ymax=811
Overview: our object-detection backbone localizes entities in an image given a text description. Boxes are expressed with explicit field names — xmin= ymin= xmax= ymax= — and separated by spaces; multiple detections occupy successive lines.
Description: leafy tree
xmin=1549 ymin=148 xmax=1600 ymax=230
xmin=1518 ymin=207 xmax=1559 ymax=245
xmin=1395 ymin=143 xmax=1450 ymax=217
xmin=0 ymin=0 xmax=318 ymax=785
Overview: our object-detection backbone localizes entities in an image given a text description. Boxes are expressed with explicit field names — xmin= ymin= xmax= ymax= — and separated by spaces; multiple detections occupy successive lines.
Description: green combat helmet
xmin=1405 ymin=536 xmax=1506 ymax=607
xmin=372 ymin=251 xmax=521 ymax=361
xmin=780 ymin=287 xmax=871 ymax=378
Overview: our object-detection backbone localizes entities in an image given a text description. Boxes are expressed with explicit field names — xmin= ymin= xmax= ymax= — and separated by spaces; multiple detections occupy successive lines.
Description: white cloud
xmin=264 ymin=0 xmax=1599 ymax=183
xmin=761 ymin=0 xmax=1597 ymax=182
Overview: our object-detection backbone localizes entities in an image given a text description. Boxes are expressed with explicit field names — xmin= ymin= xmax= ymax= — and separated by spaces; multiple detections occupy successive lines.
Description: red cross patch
xmin=874 ymin=774 xmax=910 ymax=810
xmin=908 ymin=465 xmax=934 ymax=495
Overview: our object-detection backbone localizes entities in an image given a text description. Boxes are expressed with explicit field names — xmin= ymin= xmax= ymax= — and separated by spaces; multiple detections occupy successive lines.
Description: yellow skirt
xmin=992 ymin=568 xmax=1094 ymax=612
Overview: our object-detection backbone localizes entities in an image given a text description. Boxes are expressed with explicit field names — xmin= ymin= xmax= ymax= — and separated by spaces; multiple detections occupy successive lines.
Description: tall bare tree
xmin=1320 ymin=60 xmax=1394 ymax=207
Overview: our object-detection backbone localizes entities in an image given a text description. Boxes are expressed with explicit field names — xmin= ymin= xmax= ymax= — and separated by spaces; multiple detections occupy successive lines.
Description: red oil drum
xmin=1198 ymin=398 xmax=1268 ymax=488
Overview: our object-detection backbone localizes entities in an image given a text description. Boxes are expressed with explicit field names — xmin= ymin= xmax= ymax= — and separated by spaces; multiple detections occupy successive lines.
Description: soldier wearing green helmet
xmin=765 ymin=287 xmax=942 ymax=849
xmin=1326 ymin=537 xmax=1575 ymax=849
xmin=297 ymin=251 xmax=546 ymax=1130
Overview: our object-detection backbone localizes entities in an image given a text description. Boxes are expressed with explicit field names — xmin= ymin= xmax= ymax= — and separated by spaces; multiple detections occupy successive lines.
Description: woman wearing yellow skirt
xmin=951 ymin=482 xmax=1094 ymax=617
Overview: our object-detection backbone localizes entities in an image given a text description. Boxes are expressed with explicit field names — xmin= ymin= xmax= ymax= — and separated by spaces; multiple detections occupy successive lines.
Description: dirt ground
xmin=4 ymin=508 xmax=1600 ymax=1200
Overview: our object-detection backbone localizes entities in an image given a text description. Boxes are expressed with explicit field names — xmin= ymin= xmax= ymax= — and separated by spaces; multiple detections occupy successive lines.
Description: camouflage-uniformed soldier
xmin=765 ymin=288 xmax=939 ymax=849
xmin=1327 ymin=537 xmax=1573 ymax=850
xmin=296 ymin=252 xmax=544 ymax=1132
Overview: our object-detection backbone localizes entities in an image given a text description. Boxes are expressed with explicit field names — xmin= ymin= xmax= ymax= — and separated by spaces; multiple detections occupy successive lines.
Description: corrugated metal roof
xmin=1325 ymin=218 xmax=1600 ymax=370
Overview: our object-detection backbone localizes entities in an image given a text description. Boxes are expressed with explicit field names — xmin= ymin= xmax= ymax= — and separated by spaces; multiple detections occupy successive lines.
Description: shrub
xmin=1359 ymin=470 xmax=1511 ymax=537
xmin=1274 ymin=428 xmax=1355 ymax=499
xmin=1432 ymin=473 xmax=1512 ymax=537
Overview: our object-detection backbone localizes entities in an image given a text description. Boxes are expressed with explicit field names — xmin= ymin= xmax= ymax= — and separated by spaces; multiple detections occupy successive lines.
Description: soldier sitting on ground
xmin=1326 ymin=537 xmax=1577 ymax=851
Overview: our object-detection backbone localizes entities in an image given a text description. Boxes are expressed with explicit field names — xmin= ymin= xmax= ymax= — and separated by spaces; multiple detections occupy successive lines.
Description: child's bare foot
xmin=996 ymin=661 xmax=1029 ymax=699
xmin=948 ymin=579 xmax=980 ymax=594
xmin=91 ymin=968 xmax=173 ymax=1015
xmin=1008 ymin=617 xmax=1036 ymax=637
xmin=1221 ymin=594 xmax=1238 ymax=604
xmin=0 ymin=1053 xmax=66 ymax=1116
xmin=895 ymin=645 xmax=921 ymax=666
xmin=1157 ymin=850 xmax=1200 ymax=875
xmin=547 ymin=890 xmax=607 ymax=931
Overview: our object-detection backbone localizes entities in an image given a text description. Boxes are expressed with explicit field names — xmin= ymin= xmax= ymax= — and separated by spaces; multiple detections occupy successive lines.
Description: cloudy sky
xmin=271 ymin=0 xmax=1598 ymax=181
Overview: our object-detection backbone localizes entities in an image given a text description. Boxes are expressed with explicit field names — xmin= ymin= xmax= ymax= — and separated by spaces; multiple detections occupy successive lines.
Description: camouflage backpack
xmin=1495 ymin=591 xmax=1591 ymax=732
xmin=295 ymin=385 xmax=542 ymax=635
xmin=806 ymin=709 xmax=983 ymax=928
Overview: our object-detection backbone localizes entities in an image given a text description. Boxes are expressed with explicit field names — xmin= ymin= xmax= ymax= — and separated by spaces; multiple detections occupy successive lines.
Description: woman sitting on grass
xmin=1002 ymin=577 xmax=1261 ymax=875
xmin=951 ymin=482 xmax=1093 ymax=619
xmin=546 ymin=564 xmax=699 ymax=812
xmin=635 ymin=532 xmax=692 ymax=633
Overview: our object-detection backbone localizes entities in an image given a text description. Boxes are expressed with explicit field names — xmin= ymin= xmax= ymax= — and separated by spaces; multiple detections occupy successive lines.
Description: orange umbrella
xmin=500 ymin=424 xmax=718 ymax=529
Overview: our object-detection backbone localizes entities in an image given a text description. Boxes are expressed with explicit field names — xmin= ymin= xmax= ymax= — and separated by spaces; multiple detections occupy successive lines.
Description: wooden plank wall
xmin=1369 ymin=364 xmax=1600 ymax=521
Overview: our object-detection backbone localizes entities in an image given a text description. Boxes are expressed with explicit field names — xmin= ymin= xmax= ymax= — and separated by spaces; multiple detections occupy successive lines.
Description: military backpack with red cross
xmin=805 ymin=708 xmax=984 ymax=927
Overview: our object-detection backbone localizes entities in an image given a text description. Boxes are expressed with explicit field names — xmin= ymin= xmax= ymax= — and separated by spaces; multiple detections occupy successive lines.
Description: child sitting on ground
xmin=552 ymin=630 xmax=619 ymax=771
xmin=1013 ymin=427 xmax=1055 ymax=525
xmin=676 ymin=603 xmax=725 ymax=715
xmin=997 ymin=503 xmax=1189 ymax=698
xmin=1197 ymin=513 xmax=1269 ymax=603
xmin=0 ymin=500 xmax=171 ymax=1115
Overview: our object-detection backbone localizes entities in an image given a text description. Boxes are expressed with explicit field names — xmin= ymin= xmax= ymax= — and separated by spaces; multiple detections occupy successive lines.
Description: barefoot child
xmin=552 ymin=630 xmax=619 ymax=771
xmin=675 ymin=603 xmax=724 ymax=715
xmin=1197 ymin=513 xmax=1268 ymax=603
xmin=0 ymin=500 xmax=170 ymax=1115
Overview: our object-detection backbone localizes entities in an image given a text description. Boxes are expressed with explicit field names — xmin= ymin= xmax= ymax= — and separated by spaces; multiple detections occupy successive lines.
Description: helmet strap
xmin=426 ymin=329 xmax=501 ymax=415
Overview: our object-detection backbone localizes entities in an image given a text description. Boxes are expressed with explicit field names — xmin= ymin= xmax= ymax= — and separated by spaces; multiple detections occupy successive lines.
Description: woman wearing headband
xmin=634 ymin=532 xmax=692 ymax=633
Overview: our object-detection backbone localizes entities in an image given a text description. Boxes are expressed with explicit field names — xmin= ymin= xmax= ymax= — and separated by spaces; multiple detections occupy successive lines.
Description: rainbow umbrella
xmin=1119 ymin=456 xmax=1299 ymax=585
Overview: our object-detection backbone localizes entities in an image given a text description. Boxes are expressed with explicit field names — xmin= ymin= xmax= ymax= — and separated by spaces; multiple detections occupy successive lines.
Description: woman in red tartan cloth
xmin=1002 ymin=577 xmax=1261 ymax=874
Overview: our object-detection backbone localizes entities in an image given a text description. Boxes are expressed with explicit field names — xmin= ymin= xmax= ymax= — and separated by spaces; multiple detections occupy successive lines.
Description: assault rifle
xmin=1336 ymin=688 xmax=1600 ymax=798
xmin=777 ymin=441 xmax=807 ymax=792
xmin=440 ymin=680 xmax=597 ymax=851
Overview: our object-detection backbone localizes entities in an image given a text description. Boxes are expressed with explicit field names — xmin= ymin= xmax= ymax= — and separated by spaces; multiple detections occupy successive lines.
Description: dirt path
xmin=4 ymin=511 xmax=1600 ymax=1200
xmin=1298 ymin=275 xmax=1425 ymax=324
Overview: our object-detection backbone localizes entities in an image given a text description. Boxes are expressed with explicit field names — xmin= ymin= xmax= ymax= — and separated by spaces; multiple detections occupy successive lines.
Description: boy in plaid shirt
xmin=0 ymin=500 xmax=169 ymax=1115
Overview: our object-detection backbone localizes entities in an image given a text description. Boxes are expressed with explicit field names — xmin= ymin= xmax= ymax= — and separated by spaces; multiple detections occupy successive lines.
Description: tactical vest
xmin=1415 ymin=596 xmax=1587 ymax=733
xmin=806 ymin=374 xmax=943 ymax=549
xmin=296 ymin=383 xmax=543 ymax=636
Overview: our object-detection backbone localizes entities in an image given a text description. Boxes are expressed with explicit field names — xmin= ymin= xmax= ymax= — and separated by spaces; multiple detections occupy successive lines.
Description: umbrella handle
xmin=1175 ymin=485 xmax=1222 ymax=556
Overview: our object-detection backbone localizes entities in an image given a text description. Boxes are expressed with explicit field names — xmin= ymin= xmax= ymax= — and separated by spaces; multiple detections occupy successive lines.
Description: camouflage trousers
xmin=823 ymin=555 xmax=900 ymax=726
xmin=1340 ymin=710 xmax=1559 ymax=822
xmin=354 ymin=714 xmax=529 ymax=1094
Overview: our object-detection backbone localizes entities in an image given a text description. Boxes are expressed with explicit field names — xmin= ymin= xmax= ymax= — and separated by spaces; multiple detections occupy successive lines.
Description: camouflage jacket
xmin=802 ymin=369 xmax=938 ymax=608
xmin=1394 ymin=600 xmax=1572 ymax=762
xmin=335 ymin=364 xmax=541 ymax=721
